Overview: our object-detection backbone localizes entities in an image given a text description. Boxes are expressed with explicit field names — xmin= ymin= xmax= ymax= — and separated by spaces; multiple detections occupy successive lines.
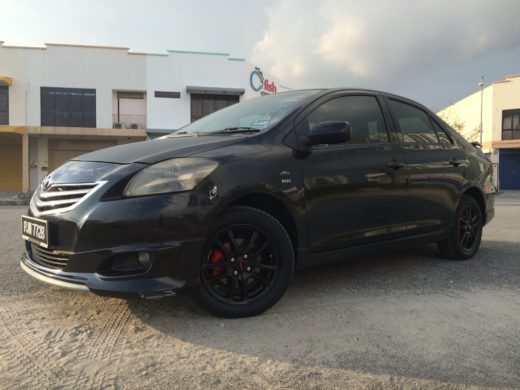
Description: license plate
xmin=21 ymin=215 xmax=49 ymax=248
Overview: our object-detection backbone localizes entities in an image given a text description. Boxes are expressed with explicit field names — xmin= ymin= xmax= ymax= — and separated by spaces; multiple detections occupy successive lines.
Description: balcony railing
xmin=112 ymin=114 xmax=146 ymax=129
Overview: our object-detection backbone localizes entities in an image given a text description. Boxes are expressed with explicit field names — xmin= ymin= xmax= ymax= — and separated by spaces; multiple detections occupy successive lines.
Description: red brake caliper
xmin=209 ymin=249 xmax=225 ymax=276
xmin=458 ymin=212 xmax=465 ymax=240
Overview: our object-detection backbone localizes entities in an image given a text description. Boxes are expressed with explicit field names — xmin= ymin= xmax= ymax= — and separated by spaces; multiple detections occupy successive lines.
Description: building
xmin=0 ymin=41 xmax=288 ymax=193
xmin=438 ymin=74 xmax=520 ymax=190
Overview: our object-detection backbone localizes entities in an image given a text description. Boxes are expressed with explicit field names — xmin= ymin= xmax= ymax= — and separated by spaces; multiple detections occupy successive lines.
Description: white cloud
xmin=252 ymin=0 xmax=520 ymax=94
xmin=316 ymin=19 xmax=368 ymax=77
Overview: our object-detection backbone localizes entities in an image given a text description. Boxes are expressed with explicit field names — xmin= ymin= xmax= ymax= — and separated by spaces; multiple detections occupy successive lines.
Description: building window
xmin=41 ymin=87 xmax=96 ymax=128
xmin=155 ymin=91 xmax=180 ymax=99
xmin=0 ymin=86 xmax=8 ymax=125
xmin=190 ymin=93 xmax=239 ymax=122
xmin=502 ymin=109 xmax=520 ymax=140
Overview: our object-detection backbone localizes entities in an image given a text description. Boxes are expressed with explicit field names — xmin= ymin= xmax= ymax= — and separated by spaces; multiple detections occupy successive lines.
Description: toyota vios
xmin=21 ymin=89 xmax=495 ymax=317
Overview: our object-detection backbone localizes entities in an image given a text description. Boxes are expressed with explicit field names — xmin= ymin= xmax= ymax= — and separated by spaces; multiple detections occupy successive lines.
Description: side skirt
xmin=295 ymin=229 xmax=447 ymax=270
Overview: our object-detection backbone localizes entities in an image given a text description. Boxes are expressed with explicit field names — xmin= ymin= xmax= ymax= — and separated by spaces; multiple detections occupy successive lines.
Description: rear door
xmin=299 ymin=93 xmax=409 ymax=252
xmin=385 ymin=98 xmax=467 ymax=234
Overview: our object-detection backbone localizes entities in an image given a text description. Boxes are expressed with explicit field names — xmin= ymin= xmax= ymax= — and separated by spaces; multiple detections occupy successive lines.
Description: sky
xmin=1 ymin=0 xmax=519 ymax=110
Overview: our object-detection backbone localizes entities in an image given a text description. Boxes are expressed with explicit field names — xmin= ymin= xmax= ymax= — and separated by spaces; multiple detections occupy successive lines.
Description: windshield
xmin=169 ymin=90 xmax=320 ymax=136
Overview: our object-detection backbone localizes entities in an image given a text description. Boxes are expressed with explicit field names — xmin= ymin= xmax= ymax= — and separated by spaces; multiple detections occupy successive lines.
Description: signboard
xmin=249 ymin=67 xmax=277 ymax=95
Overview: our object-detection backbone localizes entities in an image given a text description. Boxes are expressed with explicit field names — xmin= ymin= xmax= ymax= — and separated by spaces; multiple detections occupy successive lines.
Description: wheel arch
xmin=463 ymin=186 xmax=487 ymax=224
xmin=223 ymin=192 xmax=301 ymax=260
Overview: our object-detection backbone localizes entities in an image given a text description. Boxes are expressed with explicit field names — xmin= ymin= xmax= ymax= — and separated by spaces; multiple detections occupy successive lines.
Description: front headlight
xmin=124 ymin=158 xmax=218 ymax=197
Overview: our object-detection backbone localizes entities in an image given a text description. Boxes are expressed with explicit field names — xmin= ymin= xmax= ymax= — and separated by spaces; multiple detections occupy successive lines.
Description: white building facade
xmin=0 ymin=42 xmax=288 ymax=192
xmin=438 ymin=74 xmax=520 ymax=190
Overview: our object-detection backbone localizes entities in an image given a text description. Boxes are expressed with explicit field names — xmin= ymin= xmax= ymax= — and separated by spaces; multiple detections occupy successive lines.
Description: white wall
xmin=492 ymin=77 xmax=520 ymax=142
xmin=438 ymin=86 xmax=493 ymax=143
xmin=0 ymin=43 xmax=288 ymax=131
xmin=0 ymin=45 xmax=30 ymax=126
xmin=146 ymin=52 xmax=244 ymax=129
xmin=29 ymin=45 xmax=147 ymax=128
xmin=438 ymin=75 xmax=520 ymax=155
xmin=145 ymin=53 xmax=272 ymax=130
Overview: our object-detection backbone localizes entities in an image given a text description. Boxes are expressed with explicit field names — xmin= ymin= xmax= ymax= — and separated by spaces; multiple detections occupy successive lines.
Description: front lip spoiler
xmin=21 ymin=246 xmax=192 ymax=297
xmin=20 ymin=260 xmax=89 ymax=291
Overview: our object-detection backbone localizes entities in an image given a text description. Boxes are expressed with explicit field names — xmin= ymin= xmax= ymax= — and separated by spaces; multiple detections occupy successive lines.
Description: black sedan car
xmin=21 ymin=89 xmax=495 ymax=317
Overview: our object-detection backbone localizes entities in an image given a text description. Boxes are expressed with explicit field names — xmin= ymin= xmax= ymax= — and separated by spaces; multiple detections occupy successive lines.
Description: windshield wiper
xmin=169 ymin=130 xmax=199 ymax=137
xmin=207 ymin=127 xmax=261 ymax=135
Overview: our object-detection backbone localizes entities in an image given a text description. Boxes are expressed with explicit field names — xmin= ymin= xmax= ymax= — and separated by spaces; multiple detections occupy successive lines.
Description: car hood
xmin=73 ymin=135 xmax=245 ymax=164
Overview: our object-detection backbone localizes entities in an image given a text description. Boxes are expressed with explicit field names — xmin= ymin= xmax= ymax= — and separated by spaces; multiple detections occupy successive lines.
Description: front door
xmin=299 ymin=94 xmax=409 ymax=252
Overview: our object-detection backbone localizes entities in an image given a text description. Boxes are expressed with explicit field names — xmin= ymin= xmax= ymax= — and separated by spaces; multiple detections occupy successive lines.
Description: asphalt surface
xmin=0 ymin=194 xmax=519 ymax=389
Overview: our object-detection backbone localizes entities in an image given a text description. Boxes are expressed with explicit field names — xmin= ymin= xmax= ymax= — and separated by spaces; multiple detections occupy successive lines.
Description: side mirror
xmin=307 ymin=121 xmax=352 ymax=146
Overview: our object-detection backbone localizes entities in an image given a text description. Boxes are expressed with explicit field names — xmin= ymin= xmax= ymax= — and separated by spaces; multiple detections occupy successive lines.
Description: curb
xmin=0 ymin=200 xmax=29 ymax=206
xmin=0 ymin=193 xmax=31 ymax=206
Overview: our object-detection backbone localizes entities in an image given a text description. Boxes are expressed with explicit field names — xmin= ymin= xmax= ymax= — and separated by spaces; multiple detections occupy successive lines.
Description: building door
xmin=190 ymin=93 xmax=239 ymax=122
xmin=499 ymin=149 xmax=520 ymax=190
xmin=0 ymin=134 xmax=22 ymax=191
xmin=0 ymin=86 xmax=8 ymax=125
xmin=48 ymin=139 xmax=117 ymax=172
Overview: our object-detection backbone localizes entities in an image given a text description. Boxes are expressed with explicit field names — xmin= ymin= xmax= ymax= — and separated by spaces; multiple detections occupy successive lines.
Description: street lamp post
xmin=479 ymin=76 xmax=484 ymax=145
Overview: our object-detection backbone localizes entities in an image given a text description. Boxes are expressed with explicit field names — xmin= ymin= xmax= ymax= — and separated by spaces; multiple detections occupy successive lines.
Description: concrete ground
xmin=0 ymin=194 xmax=519 ymax=389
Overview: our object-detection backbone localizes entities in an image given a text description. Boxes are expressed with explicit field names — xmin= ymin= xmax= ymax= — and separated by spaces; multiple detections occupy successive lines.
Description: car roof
xmin=276 ymin=88 xmax=435 ymax=118
xmin=310 ymin=88 xmax=469 ymax=147
xmin=306 ymin=88 xmax=433 ymax=113
xmin=278 ymin=87 xmax=419 ymax=102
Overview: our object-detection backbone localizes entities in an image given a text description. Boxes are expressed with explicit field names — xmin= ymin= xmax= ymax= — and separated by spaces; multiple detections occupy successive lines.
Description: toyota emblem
xmin=41 ymin=175 xmax=53 ymax=191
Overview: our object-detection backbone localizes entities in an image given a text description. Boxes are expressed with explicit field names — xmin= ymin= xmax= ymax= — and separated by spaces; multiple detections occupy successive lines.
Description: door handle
xmin=449 ymin=158 xmax=464 ymax=167
xmin=386 ymin=160 xmax=405 ymax=169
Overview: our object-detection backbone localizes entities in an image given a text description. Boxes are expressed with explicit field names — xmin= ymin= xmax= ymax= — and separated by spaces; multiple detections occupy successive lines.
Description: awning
xmin=0 ymin=126 xmax=25 ymax=135
xmin=0 ymin=76 xmax=13 ymax=86
xmin=186 ymin=86 xmax=245 ymax=96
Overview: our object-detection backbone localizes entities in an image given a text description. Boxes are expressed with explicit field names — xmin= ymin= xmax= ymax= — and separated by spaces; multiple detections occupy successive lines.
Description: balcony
xmin=112 ymin=114 xmax=146 ymax=129
xmin=112 ymin=90 xmax=147 ymax=130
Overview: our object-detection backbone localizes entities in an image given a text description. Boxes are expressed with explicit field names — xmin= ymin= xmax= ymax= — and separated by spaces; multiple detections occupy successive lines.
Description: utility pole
xmin=479 ymin=76 xmax=484 ymax=145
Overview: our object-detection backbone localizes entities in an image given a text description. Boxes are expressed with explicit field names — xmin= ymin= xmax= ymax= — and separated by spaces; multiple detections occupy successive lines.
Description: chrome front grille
xmin=30 ymin=243 xmax=72 ymax=270
xmin=31 ymin=181 xmax=105 ymax=215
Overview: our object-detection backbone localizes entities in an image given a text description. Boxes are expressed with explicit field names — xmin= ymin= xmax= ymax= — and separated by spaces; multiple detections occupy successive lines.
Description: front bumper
xmin=21 ymin=237 xmax=205 ymax=298
xmin=21 ymin=259 xmax=89 ymax=291
xmin=21 ymin=185 xmax=220 ymax=297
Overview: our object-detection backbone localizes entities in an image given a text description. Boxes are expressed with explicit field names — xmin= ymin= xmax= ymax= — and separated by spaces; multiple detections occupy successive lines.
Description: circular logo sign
xmin=250 ymin=67 xmax=264 ymax=92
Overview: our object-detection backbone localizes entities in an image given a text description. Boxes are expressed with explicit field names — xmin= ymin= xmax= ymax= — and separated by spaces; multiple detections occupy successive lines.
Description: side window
xmin=307 ymin=95 xmax=389 ymax=144
xmin=388 ymin=99 xmax=439 ymax=147
xmin=431 ymin=119 xmax=453 ymax=147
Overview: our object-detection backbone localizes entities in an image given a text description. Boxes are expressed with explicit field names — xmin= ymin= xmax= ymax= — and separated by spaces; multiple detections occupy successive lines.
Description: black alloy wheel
xmin=202 ymin=225 xmax=278 ymax=304
xmin=438 ymin=195 xmax=483 ymax=260
xmin=457 ymin=203 xmax=480 ymax=251
xmin=194 ymin=206 xmax=294 ymax=318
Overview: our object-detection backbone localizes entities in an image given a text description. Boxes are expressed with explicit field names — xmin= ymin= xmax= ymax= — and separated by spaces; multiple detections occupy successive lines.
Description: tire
xmin=193 ymin=206 xmax=294 ymax=318
xmin=437 ymin=195 xmax=483 ymax=260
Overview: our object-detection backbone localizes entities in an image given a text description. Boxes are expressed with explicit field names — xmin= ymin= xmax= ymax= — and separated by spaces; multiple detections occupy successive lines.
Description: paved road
xmin=0 ymin=194 xmax=519 ymax=389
